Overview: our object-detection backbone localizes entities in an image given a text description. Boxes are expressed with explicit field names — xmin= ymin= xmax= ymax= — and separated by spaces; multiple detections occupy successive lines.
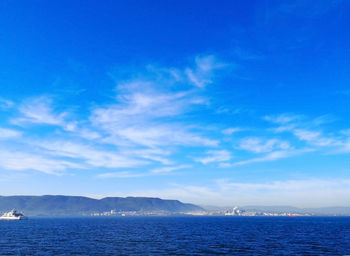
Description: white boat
xmin=0 ymin=210 xmax=27 ymax=220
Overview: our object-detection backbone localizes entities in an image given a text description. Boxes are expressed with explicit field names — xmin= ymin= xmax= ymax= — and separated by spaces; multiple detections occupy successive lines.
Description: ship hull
xmin=0 ymin=216 xmax=25 ymax=220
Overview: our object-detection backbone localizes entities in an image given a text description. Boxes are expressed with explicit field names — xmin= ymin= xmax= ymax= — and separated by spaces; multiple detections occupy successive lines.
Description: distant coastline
xmin=1 ymin=195 xmax=350 ymax=217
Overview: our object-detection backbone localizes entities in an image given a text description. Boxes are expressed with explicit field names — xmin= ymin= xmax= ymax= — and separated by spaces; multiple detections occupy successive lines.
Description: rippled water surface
xmin=0 ymin=217 xmax=350 ymax=255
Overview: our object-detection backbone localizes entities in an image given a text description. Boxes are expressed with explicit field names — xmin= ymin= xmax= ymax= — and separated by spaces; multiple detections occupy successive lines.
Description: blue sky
xmin=1 ymin=0 xmax=350 ymax=207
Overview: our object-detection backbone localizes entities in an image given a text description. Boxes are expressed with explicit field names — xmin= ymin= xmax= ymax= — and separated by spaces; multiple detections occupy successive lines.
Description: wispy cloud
xmin=223 ymin=149 xmax=311 ymax=167
xmin=0 ymin=127 xmax=22 ymax=139
xmin=185 ymin=55 xmax=226 ymax=88
xmin=123 ymin=148 xmax=173 ymax=165
xmin=12 ymin=97 xmax=76 ymax=131
xmin=0 ymin=149 xmax=83 ymax=175
xmin=293 ymin=129 xmax=339 ymax=147
xmin=97 ymin=171 xmax=148 ymax=179
xmin=35 ymin=140 xmax=148 ymax=168
xmin=13 ymin=97 xmax=66 ymax=125
xmin=266 ymin=113 xmax=349 ymax=153
xmin=264 ymin=113 xmax=301 ymax=124
xmin=151 ymin=164 xmax=191 ymax=174
xmin=0 ymin=55 xmax=230 ymax=176
xmin=222 ymin=127 xmax=243 ymax=135
xmin=341 ymin=139 xmax=350 ymax=153
xmin=239 ymin=137 xmax=291 ymax=153
xmin=76 ymin=129 xmax=102 ymax=140
xmin=195 ymin=150 xmax=231 ymax=165
xmin=91 ymin=63 xmax=219 ymax=149
xmin=97 ymin=164 xmax=191 ymax=179
xmin=311 ymin=114 xmax=337 ymax=126
xmin=110 ymin=125 xmax=218 ymax=148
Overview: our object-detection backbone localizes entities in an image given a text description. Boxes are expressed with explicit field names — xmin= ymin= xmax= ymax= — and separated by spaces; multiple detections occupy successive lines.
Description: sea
xmin=0 ymin=216 xmax=349 ymax=255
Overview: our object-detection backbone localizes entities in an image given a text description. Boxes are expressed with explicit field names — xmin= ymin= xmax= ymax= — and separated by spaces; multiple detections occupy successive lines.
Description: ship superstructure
xmin=0 ymin=210 xmax=26 ymax=220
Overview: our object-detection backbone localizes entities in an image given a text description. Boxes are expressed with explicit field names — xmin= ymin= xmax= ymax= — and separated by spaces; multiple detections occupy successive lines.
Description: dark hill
xmin=0 ymin=195 xmax=203 ymax=216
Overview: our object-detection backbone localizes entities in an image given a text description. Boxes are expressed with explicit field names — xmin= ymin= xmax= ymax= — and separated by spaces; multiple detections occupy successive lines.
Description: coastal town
xmin=89 ymin=206 xmax=312 ymax=217
xmin=186 ymin=206 xmax=311 ymax=217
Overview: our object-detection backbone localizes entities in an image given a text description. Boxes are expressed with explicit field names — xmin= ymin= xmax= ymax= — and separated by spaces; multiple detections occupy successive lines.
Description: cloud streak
xmin=2 ymin=55 xmax=225 ymax=175
xmin=0 ymin=149 xmax=83 ymax=175
xmin=223 ymin=148 xmax=311 ymax=167
xmin=12 ymin=97 xmax=76 ymax=132
xmin=35 ymin=140 xmax=148 ymax=169
xmin=239 ymin=137 xmax=291 ymax=153
xmin=151 ymin=164 xmax=192 ymax=174
xmin=0 ymin=127 xmax=22 ymax=139
xmin=185 ymin=55 xmax=226 ymax=88
xmin=195 ymin=150 xmax=231 ymax=165
xmin=91 ymin=62 xmax=220 ymax=149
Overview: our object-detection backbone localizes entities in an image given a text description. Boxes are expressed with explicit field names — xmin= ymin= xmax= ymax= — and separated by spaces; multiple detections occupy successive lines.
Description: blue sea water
xmin=0 ymin=217 xmax=350 ymax=255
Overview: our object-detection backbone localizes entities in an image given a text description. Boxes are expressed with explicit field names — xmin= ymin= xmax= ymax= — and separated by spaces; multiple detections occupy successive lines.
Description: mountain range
xmin=0 ymin=195 xmax=203 ymax=216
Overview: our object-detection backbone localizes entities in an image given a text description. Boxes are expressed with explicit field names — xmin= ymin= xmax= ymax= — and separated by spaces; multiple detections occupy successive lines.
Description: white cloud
xmin=12 ymin=97 xmax=77 ymax=132
xmin=293 ymin=129 xmax=339 ymax=147
xmin=0 ymin=127 xmax=22 ymax=139
xmin=11 ymin=97 xmax=104 ymax=142
xmin=341 ymin=139 xmax=350 ymax=152
xmin=13 ymin=97 xmax=67 ymax=126
xmin=97 ymin=164 xmax=192 ymax=178
xmin=195 ymin=150 xmax=231 ymax=165
xmin=311 ymin=114 xmax=336 ymax=126
xmin=233 ymin=151 xmax=290 ymax=166
xmin=151 ymin=164 xmax=191 ymax=174
xmin=35 ymin=141 xmax=148 ymax=168
xmin=267 ymin=113 xmax=348 ymax=152
xmin=273 ymin=125 xmax=295 ymax=133
xmin=113 ymin=125 xmax=218 ymax=148
xmin=0 ymin=149 xmax=83 ymax=175
xmin=63 ymin=122 xmax=77 ymax=132
xmin=264 ymin=114 xmax=301 ymax=124
xmin=293 ymin=129 xmax=320 ymax=141
xmin=222 ymin=127 xmax=243 ymax=135
xmin=225 ymin=149 xmax=311 ymax=167
xmin=76 ymin=129 xmax=102 ymax=140
xmin=123 ymin=148 xmax=173 ymax=165
xmin=116 ymin=87 xmax=194 ymax=118
xmin=97 ymin=171 xmax=147 ymax=179
xmin=185 ymin=55 xmax=226 ymax=88
xmin=0 ymin=55 xmax=228 ymax=178
xmin=91 ymin=78 xmax=218 ymax=148
xmin=239 ymin=137 xmax=291 ymax=153
xmin=333 ymin=138 xmax=350 ymax=154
